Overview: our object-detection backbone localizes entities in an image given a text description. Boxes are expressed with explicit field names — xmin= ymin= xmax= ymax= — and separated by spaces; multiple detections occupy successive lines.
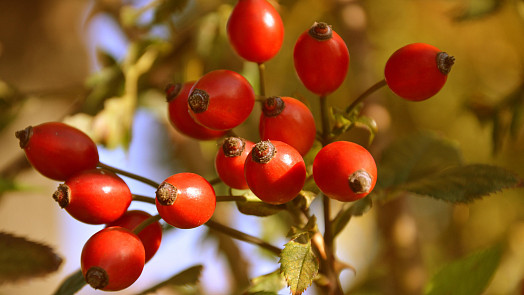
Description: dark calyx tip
xmin=436 ymin=52 xmax=455 ymax=75
xmin=187 ymin=88 xmax=210 ymax=113
xmin=348 ymin=169 xmax=373 ymax=194
xmin=52 ymin=184 xmax=70 ymax=208
xmin=262 ymin=96 xmax=285 ymax=117
xmin=165 ymin=83 xmax=182 ymax=102
xmin=308 ymin=22 xmax=333 ymax=40
xmin=85 ymin=266 xmax=109 ymax=290
xmin=156 ymin=182 xmax=178 ymax=206
xmin=222 ymin=137 xmax=246 ymax=157
xmin=252 ymin=140 xmax=276 ymax=164
xmin=15 ymin=126 xmax=33 ymax=149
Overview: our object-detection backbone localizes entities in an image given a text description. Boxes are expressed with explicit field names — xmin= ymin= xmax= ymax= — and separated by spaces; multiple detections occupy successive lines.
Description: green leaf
xmin=153 ymin=0 xmax=189 ymax=24
xmin=136 ymin=264 xmax=203 ymax=295
xmin=236 ymin=191 xmax=286 ymax=217
xmin=0 ymin=80 xmax=24 ymax=132
xmin=331 ymin=196 xmax=373 ymax=238
xmin=287 ymin=216 xmax=318 ymax=241
xmin=243 ymin=270 xmax=286 ymax=295
xmin=424 ymin=243 xmax=503 ymax=295
xmin=53 ymin=270 xmax=85 ymax=295
xmin=377 ymin=131 xmax=463 ymax=190
xmin=402 ymin=164 xmax=522 ymax=203
xmin=354 ymin=115 xmax=378 ymax=146
xmin=279 ymin=238 xmax=319 ymax=295
xmin=0 ymin=232 xmax=63 ymax=284
xmin=452 ymin=0 xmax=503 ymax=21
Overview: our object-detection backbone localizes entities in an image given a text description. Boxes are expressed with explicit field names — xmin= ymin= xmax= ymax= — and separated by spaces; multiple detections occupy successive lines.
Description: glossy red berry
xmin=313 ymin=141 xmax=377 ymax=202
xmin=155 ymin=173 xmax=216 ymax=229
xmin=166 ymin=82 xmax=227 ymax=140
xmin=15 ymin=122 xmax=99 ymax=181
xmin=384 ymin=43 xmax=455 ymax=101
xmin=52 ymin=169 xmax=132 ymax=224
xmin=259 ymin=96 xmax=316 ymax=156
xmin=81 ymin=226 xmax=145 ymax=291
xmin=106 ymin=210 xmax=162 ymax=262
xmin=188 ymin=70 xmax=255 ymax=130
xmin=227 ymin=0 xmax=284 ymax=63
xmin=293 ymin=22 xmax=350 ymax=96
xmin=244 ymin=140 xmax=306 ymax=204
xmin=215 ymin=137 xmax=255 ymax=190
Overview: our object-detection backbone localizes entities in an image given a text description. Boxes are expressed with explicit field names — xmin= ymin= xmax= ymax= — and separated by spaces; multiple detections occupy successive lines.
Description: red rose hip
xmin=227 ymin=0 xmax=284 ymax=63
xmin=15 ymin=122 xmax=99 ymax=181
xmin=81 ymin=226 xmax=145 ymax=291
xmin=52 ymin=168 xmax=132 ymax=224
xmin=244 ymin=140 xmax=306 ymax=204
xmin=215 ymin=137 xmax=255 ymax=190
xmin=166 ymin=82 xmax=227 ymax=140
xmin=188 ymin=70 xmax=255 ymax=130
xmin=259 ymin=96 xmax=316 ymax=156
xmin=384 ymin=43 xmax=455 ymax=101
xmin=313 ymin=141 xmax=377 ymax=202
xmin=293 ymin=22 xmax=350 ymax=96
xmin=106 ymin=210 xmax=163 ymax=262
xmin=155 ymin=173 xmax=216 ymax=229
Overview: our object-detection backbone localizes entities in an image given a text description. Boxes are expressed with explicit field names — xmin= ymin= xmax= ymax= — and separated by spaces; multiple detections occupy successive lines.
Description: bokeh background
xmin=1 ymin=0 xmax=524 ymax=294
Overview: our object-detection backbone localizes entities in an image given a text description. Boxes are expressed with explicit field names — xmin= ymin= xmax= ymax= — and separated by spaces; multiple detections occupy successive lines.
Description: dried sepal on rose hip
xmin=259 ymin=96 xmax=317 ymax=156
xmin=384 ymin=42 xmax=455 ymax=101
xmin=293 ymin=22 xmax=350 ymax=96
xmin=81 ymin=226 xmax=145 ymax=291
xmin=52 ymin=168 xmax=132 ymax=224
xmin=15 ymin=121 xmax=99 ymax=181
xmin=313 ymin=141 xmax=377 ymax=202
xmin=155 ymin=173 xmax=216 ymax=229
xmin=227 ymin=0 xmax=284 ymax=63
xmin=244 ymin=140 xmax=307 ymax=204
xmin=215 ymin=137 xmax=255 ymax=190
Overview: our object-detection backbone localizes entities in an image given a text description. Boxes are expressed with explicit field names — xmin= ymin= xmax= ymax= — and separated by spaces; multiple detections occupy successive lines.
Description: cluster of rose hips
xmin=14 ymin=0 xmax=454 ymax=292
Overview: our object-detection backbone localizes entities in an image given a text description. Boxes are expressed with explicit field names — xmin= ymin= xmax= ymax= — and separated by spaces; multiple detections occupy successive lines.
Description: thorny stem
xmin=258 ymin=63 xmax=266 ymax=97
xmin=345 ymin=79 xmax=387 ymax=114
xmin=205 ymin=219 xmax=282 ymax=256
xmin=318 ymin=95 xmax=344 ymax=295
xmin=98 ymin=162 xmax=160 ymax=189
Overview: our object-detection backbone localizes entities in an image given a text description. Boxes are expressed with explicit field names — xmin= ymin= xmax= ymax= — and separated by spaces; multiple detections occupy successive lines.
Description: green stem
xmin=205 ymin=219 xmax=281 ymax=256
xmin=319 ymin=95 xmax=330 ymax=145
xmin=207 ymin=177 xmax=222 ymax=186
xmin=258 ymin=63 xmax=266 ymax=97
xmin=98 ymin=162 xmax=161 ymax=189
xmin=133 ymin=214 xmax=162 ymax=235
xmin=345 ymin=79 xmax=387 ymax=114
xmin=216 ymin=195 xmax=246 ymax=202
xmin=132 ymin=194 xmax=156 ymax=205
